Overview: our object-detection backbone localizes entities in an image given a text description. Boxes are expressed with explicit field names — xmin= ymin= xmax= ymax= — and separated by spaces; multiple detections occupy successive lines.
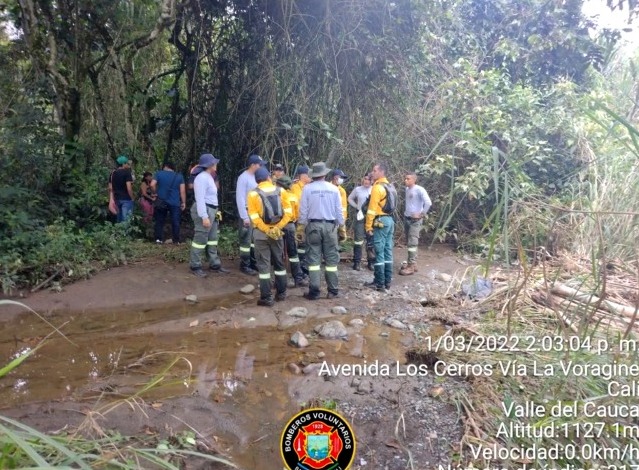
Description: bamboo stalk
xmin=550 ymin=283 xmax=639 ymax=319
xmin=548 ymin=295 xmax=633 ymax=330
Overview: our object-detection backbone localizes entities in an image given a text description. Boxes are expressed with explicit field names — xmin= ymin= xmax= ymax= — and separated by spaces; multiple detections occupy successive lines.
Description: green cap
xmin=276 ymin=175 xmax=293 ymax=189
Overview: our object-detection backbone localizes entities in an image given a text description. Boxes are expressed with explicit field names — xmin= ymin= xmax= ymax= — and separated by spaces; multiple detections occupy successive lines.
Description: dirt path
xmin=0 ymin=243 xmax=480 ymax=469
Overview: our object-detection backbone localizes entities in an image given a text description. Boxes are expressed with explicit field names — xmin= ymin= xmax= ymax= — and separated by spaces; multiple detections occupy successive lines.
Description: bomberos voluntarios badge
xmin=280 ymin=407 xmax=356 ymax=470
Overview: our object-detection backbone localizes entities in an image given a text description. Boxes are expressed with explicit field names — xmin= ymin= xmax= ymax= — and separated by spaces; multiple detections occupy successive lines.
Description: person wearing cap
xmin=330 ymin=169 xmax=349 ymax=245
xmin=247 ymin=167 xmax=292 ymax=306
xmin=347 ymin=174 xmax=373 ymax=271
xmin=364 ymin=162 xmax=396 ymax=292
xmin=189 ymin=154 xmax=229 ymax=277
xmin=290 ymin=165 xmax=311 ymax=273
xmin=151 ymin=161 xmax=186 ymax=244
xmin=399 ymin=172 xmax=432 ymax=276
xmin=271 ymin=163 xmax=285 ymax=182
xmin=236 ymin=154 xmax=265 ymax=275
xmin=275 ymin=175 xmax=308 ymax=288
xmin=297 ymin=162 xmax=344 ymax=300
xmin=109 ymin=155 xmax=135 ymax=223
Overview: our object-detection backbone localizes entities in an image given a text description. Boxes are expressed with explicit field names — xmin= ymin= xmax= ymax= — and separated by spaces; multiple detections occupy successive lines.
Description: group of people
xmin=108 ymin=156 xmax=188 ymax=245
xmin=109 ymin=153 xmax=432 ymax=306
xmin=187 ymin=154 xmax=432 ymax=306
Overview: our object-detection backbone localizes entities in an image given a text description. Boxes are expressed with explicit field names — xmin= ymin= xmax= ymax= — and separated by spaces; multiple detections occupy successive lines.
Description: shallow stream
xmin=0 ymin=293 xmax=417 ymax=468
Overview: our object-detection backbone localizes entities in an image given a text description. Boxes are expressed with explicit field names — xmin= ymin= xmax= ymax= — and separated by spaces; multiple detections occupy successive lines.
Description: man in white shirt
xmin=235 ymin=154 xmax=265 ymax=275
xmin=297 ymin=162 xmax=344 ymax=300
xmin=347 ymin=174 xmax=372 ymax=270
xmin=399 ymin=172 xmax=432 ymax=276
xmin=189 ymin=154 xmax=229 ymax=277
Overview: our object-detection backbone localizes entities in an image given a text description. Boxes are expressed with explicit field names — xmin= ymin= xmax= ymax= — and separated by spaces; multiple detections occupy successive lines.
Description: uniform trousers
xmin=404 ymin=217 xmax=423 ymax=264
xmin=254 ymin=233 xmax=287 ymax=301
xmin=372 ymin=215 xmax=395 ymax=288
xmin=305 ymin=220 xmax=340 ymax=296
xmin=190 ymin=204 xmax=221 ymax=269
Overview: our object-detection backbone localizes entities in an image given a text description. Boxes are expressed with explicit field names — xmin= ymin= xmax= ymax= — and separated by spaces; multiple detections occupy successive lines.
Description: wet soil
xmin=0 ymin=243 xmax=481 ymax=469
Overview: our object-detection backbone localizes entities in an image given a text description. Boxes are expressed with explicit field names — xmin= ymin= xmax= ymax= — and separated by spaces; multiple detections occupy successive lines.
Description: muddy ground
xmin=0 ymin=243 xmax=485 ymax=469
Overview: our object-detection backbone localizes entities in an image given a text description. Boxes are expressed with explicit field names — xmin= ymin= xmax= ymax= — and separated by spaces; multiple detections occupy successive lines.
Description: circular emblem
xmin=280 ymin=407 xmax=356 ymax=470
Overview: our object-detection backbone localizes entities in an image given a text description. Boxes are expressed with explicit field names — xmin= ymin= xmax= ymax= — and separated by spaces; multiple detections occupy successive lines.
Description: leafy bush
xmin=0 ymin=218 xmax=133 ymax=294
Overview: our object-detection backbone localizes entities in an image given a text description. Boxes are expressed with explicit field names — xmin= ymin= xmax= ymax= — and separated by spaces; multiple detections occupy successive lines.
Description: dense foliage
xmin=0 ymin=0 xmax=637 ymax=289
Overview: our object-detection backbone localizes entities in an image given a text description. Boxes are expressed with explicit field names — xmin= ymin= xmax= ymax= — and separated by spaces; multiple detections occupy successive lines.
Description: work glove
xmin=266 ymin=226 xmax=284 ymax=240
xmin=356 ymin=209 xmax=364 ymax=221
xmin=215 ymin=211 xmax=223 ymax=221
xmin=338 ymin=225 xmax=347 ymax=242
xmin=295 ymin=224 xmax=306 ymax=243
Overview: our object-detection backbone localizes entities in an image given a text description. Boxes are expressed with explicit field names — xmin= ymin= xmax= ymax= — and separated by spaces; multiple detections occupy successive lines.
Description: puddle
xmin=0 ymin=294 xmax=411 ymax=468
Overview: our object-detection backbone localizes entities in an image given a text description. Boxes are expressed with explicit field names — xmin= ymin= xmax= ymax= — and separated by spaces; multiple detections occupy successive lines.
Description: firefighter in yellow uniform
xmin=290 ymin=165 xmax=311 ymax=274
xmin=275 ymin=175 xmax=308 ymax=287
xmin=247 ymin=167 xmax=293 ymax=306
xmin=364 ymin=162 xmax=396 ymax=293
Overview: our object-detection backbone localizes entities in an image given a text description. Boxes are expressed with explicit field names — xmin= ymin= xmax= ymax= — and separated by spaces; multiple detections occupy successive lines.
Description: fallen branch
xmin=30 ymin=268 xmax=62 ymax=293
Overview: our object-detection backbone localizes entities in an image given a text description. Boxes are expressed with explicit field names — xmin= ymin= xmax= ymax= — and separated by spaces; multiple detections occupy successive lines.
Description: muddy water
xmin=0 ymin=294 xmax=411 ymax=467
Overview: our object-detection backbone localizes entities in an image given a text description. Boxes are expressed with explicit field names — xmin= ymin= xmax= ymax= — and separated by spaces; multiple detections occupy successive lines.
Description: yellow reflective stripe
xmin=289 ymin=257 xmax=299 ymax=263
xmin=308 ymin=265 xmax=321 ymax=272
xmin=384 ymin=261 xmax=393 ymax=264
xmin=374 ymin=262 xmax=384 ymax=266
xmin=297 ymin=249 xmax=306 ymax=253
xmin=249 ymin=213 xmax=259 ymax=219
xmin=284 ymin=208 xmax=292 ymax=213
xmin=250 ymin=243 xmax=255 ymax=248
xmin=239 ymin=247 xmax=251 ymax=252
xmin=207 ymin=241 xmax=218 ymax=246
xmin=367 ymin=209 xmax=376 ymax=215
xmin=407 ymin=247 xmax=418 ymax=252
xmin=259 ymin=273 xmax=271 ymax=280
xmin=274 ymin=270 xmax=287 ymax=276
xmin=192 ymin=242 xmax=206 ymax=249
xmin=354 ymin=241 xmax=364 ymax=246
xmin=325 ymin=266 xmax=338 ymax=272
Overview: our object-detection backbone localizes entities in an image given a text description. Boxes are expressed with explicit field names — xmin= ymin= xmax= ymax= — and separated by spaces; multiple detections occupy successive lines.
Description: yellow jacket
xmin=290 ymin=180 xmax=305 ymax=203
xmin=365 ymin=177 xmax=391 ymax=232
xmin=338 ymin=185 xmax=347 ymax=221
xmin=247 ymin=181 xmax=292 ymax=233
xmin=282 ymin=188 xmax=299 ymax=222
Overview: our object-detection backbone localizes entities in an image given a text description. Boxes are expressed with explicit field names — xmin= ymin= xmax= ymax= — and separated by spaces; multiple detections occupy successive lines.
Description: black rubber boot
xmin=352 ymin=245 xmax=362 ymax=271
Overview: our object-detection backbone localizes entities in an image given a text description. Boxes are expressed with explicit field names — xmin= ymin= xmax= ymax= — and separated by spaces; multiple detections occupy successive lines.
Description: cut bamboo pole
xmin=550 ymin=283 xmax=639 ymax=319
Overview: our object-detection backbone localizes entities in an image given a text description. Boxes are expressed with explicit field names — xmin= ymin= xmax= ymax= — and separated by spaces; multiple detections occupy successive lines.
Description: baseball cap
xmin=272 ymin=163 xmax=285 ymax=172
xmin=247 ymin=154 xmax=265 ymax=166
xmin=333 ymin=169 xmax=348 ymax=178
xmin=295 ymin=165 xmax=309 ymax=175
xmin=255 ymin=167 xmax=270 ymax=183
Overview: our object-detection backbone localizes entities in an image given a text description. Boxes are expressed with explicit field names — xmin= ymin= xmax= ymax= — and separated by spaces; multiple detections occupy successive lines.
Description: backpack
xmin=380 ymin=183 xmax=397 ymax=214
xmin=255 ymin=187 xmax=283 ymax=224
